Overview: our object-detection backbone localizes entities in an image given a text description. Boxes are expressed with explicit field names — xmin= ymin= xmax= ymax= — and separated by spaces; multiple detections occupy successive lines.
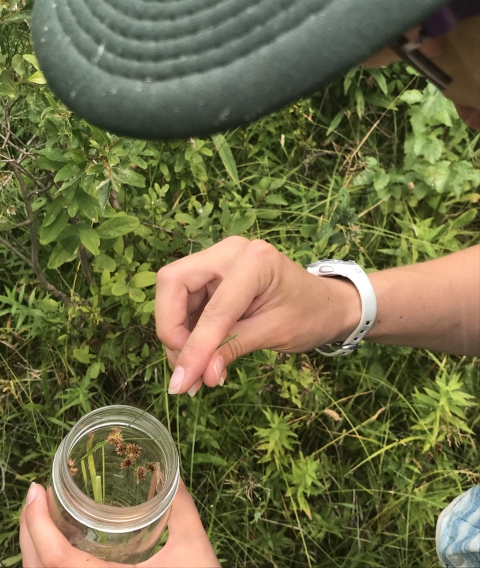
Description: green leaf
xmin=34 ymin=156 xmax=68 ymax=172
xmin=368 ymin=69 xmax=388 ymax=96
xmin=400 ymin=90 xmax=423 ymax=105
xmin=326 ymin=109 xmax=345 ymax=135
xmin=355 ymin=88 xmax=365 ymax=119
xmin=226 ymin=210 xmax=256 ymax=236
xmin=47 ymin=417 xmax=72 ymax=431
xmin=0 ymin=554 xmax=22 ymax=567
xmin=129 ymin=271 xmax=156 ymax=288
xmin=255 ymin=208 xmax=281 ymax=220
xmin=365 ymin=93 xmax=398 ymax=111
xmin=39 ymin=210 xmax=70 ymax=245
xmin=73 ymin=346 xmax=92 ymax=364
xmin=112 ymin=282 xmax=129 ymax=296
xmin=142 ymin=300 xmax=155 ymax=314
xmin=128 ymin=287 xmax=146 ymax=302
xmin=54 ymin=163 xmax=80 ymax=183
xmin=38 ymin=148 xmax=69 ymax=163
xmin=0 ymin=218 xmax=14 ymax=231
xmin=265 ymin=194 xmax=288 ymax=206
xmin=160 ymin=162 xmax=169 ymax=177
xmin=31 ymin=197 xmax=48 ymax=212
xmin=192 ymin=453 xmax=228 ymax=467
xmin=423 ymin=160 xmax=451 ymax=193
xmin=22 ymin=54 xmax=40 ymax=69
xmin=96 ymin=214 xmax=140 ymax=239
xmin=413 ymin=135 xmax=427 ymax=157
xmin=175 ymin=212 xmax=196 ymax=225
xmin=423 ymin=137 xmax=444 ymax=164
xmin=269 ymin=178 xmax=286 ymax=191
xmin=448 ymin=161 xmax=480 ymax=197
xmin=130 ymin=155 xmax=148 ymax=169
xmin=43 ymin=198 xmax=65 ymax=227
xmin=114 ymin=168 xmax=146 ymax=188
xmin=78 ymin=226 xmax=100 ymax=255
xmin=1 ymin=7 xmax=32 ymax=24
xmin=77 ymin=190 xmax=99 ymax=222
xmin=12 ymin=54 xmax=25 ymax=76
xmin=92 ymin=253 xmax=117 ymax=272
xmin=28 ymin=70 xmax=47 ymax=84
xmin=47 ymin=234 xmax=80 ymax=269
xmin=373 ymin=171 xmax=390 ymax=196
xmin=212 ymin=134 xmax=240 ymax=187
xmin=0 ymin=69 xmax=16 ymax=98
xmin=87 ymin=361 xmax=105 ymax=380
xmin=101 ymin=270 xmax=110 ymax=287
xmin=451 ymin=209 xmax=477 ymax=229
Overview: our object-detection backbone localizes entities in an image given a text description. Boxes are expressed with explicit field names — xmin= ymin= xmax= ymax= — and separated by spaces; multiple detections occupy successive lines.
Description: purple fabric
xmin=423 ymin=0 xmax=480 ymax=37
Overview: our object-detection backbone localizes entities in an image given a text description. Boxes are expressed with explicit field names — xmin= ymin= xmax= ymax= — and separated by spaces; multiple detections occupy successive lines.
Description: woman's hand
xmin=155 ymin=237 xmax=360 ymax=396
xmin=20 ymin=481 xmax=220 ymax=568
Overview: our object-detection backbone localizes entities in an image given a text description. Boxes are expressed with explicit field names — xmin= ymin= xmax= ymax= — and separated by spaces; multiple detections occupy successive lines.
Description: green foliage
xmin=412 ymin=367 xmax=475 ymax=452
xmin=255 ymin=408 xmax=298 ymax=469
xmin=286 ymin=453 xmax=324 ymax=520
xmin=1 ymin=4 xmax=480 ymax=567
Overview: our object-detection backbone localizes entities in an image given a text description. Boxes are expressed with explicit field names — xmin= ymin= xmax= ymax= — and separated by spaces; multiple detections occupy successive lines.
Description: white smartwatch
xmin=306 ymin=259 xmax=377 ymax=357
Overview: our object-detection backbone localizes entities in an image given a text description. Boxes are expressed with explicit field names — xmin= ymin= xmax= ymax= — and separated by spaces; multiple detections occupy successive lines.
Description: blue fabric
xmin=437 ymin=486 xmax=480 ymax=567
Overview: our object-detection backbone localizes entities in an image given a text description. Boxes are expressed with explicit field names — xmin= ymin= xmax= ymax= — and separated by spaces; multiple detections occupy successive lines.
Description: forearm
xmin=364 ymin=246 xmax=480 ymax=356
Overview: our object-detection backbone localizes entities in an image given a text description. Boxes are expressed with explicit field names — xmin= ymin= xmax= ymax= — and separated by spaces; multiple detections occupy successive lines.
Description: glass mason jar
xmin=49 ymin=405 xmax=179 ymax=563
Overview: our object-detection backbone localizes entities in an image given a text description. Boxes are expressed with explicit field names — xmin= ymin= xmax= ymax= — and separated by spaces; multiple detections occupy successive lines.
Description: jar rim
xmin=52 ymin=405 xmax=179 ymax=533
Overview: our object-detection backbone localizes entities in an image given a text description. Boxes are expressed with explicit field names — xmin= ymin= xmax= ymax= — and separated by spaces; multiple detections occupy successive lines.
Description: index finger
xmin=171 ymin=240 xmax=278 ymax=393
xmin=155 ymin=237 xmax=249 ymax=351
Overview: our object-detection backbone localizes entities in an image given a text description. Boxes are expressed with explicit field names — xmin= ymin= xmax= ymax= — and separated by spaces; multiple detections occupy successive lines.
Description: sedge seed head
xmin=121 ymin=457 xmax=133 ymax=469
xmin=116 ymin=443 xmax=127 ymax=456
xmin=136 ymin=466 xmax=147 ymax=483
xmin=147 ymin=462 xmax=157 ymax=474
xmin=107 ymin=427 xmax=123 ymax=446
xmin=126 ymin=443 xmax=142 ymax=459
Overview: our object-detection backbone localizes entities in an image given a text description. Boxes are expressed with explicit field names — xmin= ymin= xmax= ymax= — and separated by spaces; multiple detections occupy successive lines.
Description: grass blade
xmin=212 ymin=134 xmax=240 ymax=187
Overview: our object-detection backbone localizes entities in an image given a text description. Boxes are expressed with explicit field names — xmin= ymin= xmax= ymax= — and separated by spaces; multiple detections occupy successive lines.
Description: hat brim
xmin=32 ymin=0 xmax=447 ymax=140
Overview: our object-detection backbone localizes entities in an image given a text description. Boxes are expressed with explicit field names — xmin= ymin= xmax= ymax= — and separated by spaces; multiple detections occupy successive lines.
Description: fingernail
xmin=168 ymin=366 xmax=184 ymax=395
xmin=218 ymin=368 xmax=227 ymax=388
xmin=214 ymin=356 xmax=224 ymax=386
xmin=187 ymin=383 xmax=201 ymax=398
xmin=26 ymin=482 xmax=37 ymax=506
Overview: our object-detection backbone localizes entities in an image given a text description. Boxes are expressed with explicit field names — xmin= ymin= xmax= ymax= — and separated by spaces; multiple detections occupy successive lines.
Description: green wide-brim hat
xmin=32 ymin=0 xmax=447 ymax=140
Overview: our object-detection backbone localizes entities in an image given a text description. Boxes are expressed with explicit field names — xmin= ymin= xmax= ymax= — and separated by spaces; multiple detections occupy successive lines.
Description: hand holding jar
xmin=20 ymin=479 xmax=220 ymax=568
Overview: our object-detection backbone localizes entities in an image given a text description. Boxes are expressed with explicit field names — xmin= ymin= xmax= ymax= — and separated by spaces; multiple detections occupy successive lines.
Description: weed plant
xmin=1 ymin=3 xmax=479 ymax=567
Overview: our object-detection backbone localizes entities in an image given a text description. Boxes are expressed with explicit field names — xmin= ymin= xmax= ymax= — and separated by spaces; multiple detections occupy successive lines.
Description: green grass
xmin=1 ymin=5 xmax=480 ymax=567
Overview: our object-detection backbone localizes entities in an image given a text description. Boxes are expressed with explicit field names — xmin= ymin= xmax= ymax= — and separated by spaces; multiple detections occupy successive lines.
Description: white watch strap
xmin=306 ymin=260 xmax=377 ymax=357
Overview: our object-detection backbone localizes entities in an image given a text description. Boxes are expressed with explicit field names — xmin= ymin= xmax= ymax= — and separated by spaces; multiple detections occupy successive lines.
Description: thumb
xmin=165 ymin=479 xmax=207 ymax=540
xmin=141 ymin=479 xmax=220 ymax=568
xmin=24 ymin=483 xmax=105 ymax=568
xmin=200 ymin=311 xmax=285 ymax=388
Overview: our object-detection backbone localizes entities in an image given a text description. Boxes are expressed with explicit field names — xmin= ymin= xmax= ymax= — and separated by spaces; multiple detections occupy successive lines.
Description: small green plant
xmin=412 ymin=368 xmax=475 ymax=453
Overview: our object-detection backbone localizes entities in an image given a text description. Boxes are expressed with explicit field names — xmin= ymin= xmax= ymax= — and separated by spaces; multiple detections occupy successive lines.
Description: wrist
xmin=321 ymin=276 xmax=362 ymax=343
